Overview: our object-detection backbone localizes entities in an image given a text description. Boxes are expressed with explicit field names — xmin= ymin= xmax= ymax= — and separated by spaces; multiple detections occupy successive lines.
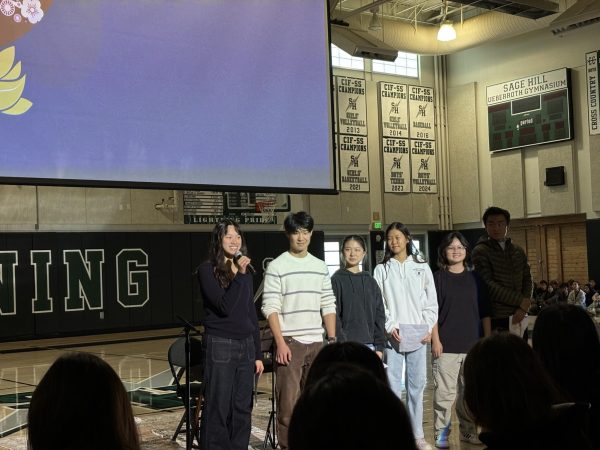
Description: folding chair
xmin=168 ymin=336 xmax=204 ymax=447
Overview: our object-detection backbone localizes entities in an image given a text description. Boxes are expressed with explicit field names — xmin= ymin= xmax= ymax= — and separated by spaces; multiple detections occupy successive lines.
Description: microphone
xmin=233 ymin=251 xmax=256 ymax=274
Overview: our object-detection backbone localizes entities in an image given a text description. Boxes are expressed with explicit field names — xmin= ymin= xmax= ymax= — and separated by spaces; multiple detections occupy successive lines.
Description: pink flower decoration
xmin=20 ymin=0 xmax=43 ymax=24
xmin=1 ymin=0 xmax=15 ymax=16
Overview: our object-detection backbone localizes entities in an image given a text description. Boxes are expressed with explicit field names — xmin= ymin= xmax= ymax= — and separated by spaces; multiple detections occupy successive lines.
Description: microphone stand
xmin=177 ymin=315 xmax=201 ymax=450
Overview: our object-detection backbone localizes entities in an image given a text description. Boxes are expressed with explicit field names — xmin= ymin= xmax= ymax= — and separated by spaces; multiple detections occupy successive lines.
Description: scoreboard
xmin=487 ymin=68 xmax=573 ymax=152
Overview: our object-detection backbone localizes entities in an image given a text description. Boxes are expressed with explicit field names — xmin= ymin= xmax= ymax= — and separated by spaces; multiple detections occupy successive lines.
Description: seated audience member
xmin=533 ymin=280 xmax=553 ymax=305
xmin=546 ymin=282 xmax=569 ymax=305
xmin=532 ymin=304 xmax=600 ymax=449
xmin=567 ymin=280 xmax=587 ymax=309
xmin=464 ymin=333 xmax=592 ymax=450
xmin=28 ymin=352 xmax=140 ymax=450
xmin=304 ymin=341 xmax=387 ymax=388
xmin=589 ymin=292 xmax=600 ymax=315
xmin=583 ymin=283 xmax=596 ymax=307
xmin=289 ymin=363 xmax=416 ymax=450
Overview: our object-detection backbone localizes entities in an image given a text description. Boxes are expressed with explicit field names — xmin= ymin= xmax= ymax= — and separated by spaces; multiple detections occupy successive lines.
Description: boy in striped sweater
xmin=261 ymin=211 xmax=337 ymax=450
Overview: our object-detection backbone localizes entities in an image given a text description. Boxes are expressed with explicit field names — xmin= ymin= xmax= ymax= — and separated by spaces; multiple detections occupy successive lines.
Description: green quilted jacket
xmin=471 ymin=235 xmax=533 ymax=319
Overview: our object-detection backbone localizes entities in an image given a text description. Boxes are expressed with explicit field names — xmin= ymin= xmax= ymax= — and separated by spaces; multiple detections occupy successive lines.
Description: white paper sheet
xmin=397 ymin=323 xmax=429 ymax=352
xmin=509 ymin=314 xmax=529 ymax=338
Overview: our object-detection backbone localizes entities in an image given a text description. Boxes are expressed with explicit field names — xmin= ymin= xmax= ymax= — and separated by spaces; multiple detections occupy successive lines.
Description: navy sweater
xmin=197 ymin=261 xmax=261 ymax=360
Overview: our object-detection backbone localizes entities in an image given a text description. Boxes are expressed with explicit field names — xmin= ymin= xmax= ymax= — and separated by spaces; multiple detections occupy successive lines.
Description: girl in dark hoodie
xmin=332 ymin=235 xmax=386 ymax=358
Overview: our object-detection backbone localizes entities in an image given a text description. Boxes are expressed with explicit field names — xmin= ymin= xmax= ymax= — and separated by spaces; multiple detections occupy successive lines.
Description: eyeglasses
xmin=446 ymin=246 xmax=466 ymax=252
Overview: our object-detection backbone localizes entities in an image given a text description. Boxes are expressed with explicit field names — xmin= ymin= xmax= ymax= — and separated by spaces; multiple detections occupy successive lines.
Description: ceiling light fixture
xmin=437 ymin=21 xmax=456 ymax=41
xmin=368 ymin=7 xmax=382 ymax=31
xmin=437 ymin=0 xmax=456 ymax=41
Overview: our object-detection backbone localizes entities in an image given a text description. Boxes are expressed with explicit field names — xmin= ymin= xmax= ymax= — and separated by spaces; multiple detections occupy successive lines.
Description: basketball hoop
xmin=255 ymin=199 xmax=276 ymax=224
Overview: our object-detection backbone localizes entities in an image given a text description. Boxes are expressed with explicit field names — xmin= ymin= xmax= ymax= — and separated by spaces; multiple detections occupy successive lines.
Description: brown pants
xmin=274 ymin=337 xmax=322 ymax=450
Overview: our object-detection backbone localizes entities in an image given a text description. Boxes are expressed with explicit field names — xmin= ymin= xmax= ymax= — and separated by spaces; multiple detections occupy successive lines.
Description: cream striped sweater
xmin=261 ymin=251 xmax=336 ymax=343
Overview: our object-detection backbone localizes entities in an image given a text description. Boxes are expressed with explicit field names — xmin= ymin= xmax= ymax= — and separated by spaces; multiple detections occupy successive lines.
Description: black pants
xmin=200 ymin=334 xmax=255 ymax=450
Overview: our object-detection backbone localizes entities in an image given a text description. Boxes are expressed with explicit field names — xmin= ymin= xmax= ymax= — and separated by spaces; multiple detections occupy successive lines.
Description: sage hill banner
xmin=0 ymin=232 xmax=202 ymax=341
xmin=0 ymin=231 xmax=312 ymax=341
xmin=382 ymin=137 xmax=411 ymax=193
xmin=379 ymin=82 xmax=409 ymax=138
xmin=336 ymin=76 xmax=367 ymax=136
xmin=338 ymin=134 xmax=369 ymax=192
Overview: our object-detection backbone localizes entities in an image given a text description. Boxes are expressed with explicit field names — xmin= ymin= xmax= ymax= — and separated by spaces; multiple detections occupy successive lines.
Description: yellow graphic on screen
xmin=0 ymin=46 xmax=32 ymax=115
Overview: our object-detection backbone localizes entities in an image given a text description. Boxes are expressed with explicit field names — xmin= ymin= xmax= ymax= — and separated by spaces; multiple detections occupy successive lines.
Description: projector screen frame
xmin=0 ymin=0 xmax=339 ymax=195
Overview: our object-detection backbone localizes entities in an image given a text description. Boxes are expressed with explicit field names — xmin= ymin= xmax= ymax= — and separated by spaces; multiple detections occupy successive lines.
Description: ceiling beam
xmin=329 ymin=0 xmax=342 ymax=16
xmin=453 ymin=0 xmax=559 ymax=13
xmin=334 ymin=0 xmax=394 ymax=20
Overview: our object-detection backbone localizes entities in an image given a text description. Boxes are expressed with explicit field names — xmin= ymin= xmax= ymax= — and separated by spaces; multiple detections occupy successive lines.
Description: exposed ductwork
xmin=343 ymin=11 xmax=556 ymax=55
xmin=334 ymin=0 xmax=599 ymax=56
xmin=550 ymin=0 xmax=600 ymax=35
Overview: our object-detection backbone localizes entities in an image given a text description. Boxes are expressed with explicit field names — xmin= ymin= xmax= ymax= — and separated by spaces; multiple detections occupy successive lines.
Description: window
xmin=324 ymin=241 xmax=342 ymax=276
xmin=372 ymin=52 xmax=419 ymax=78
xmin=331 ymin=44 xmax=419 ymax=78
xmin=324 ymin=238 xmax=367 ymax=276
xmin=331 ymin=44 xmax=365 ymax=71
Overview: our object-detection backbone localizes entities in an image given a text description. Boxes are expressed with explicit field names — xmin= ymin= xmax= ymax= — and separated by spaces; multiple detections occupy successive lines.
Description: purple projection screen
xmin=0 ymin=0 xmax=336 ymax=192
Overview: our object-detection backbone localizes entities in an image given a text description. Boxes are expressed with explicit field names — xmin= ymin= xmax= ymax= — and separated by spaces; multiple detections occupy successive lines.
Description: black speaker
xmin=545 ymin=166 xmax=565 ymax=186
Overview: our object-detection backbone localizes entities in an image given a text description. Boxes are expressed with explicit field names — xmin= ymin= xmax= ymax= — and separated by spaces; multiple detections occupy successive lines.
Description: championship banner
xmin=382 ymin=137 xmax=411 ymax=193
xmin=339 ymin=134 xmax=370 ymax=192
xmin=408 ymin=86 xmax=435 ymax=141
xmin=378 ymin=82 xmax=409 ymax=138
xmin=486 ymin=68 xmax=573 ymax=151
xmin=586 ymin=51 xmax=600 ymax=136
xmin=336 ymin=76 xmax=368 ymax=136
xmin=410 ymin=139 xmax=437 ymax=193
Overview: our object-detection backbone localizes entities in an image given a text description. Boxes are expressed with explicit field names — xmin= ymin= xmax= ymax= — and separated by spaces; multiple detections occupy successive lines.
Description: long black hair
xmin=28 ymin=352 xmax=140 ymax=450
xmin=532 ymin=303 xmax=600 ymax=404
xmin=464 ymin=333 xmax=565 ymax=434
xmin=436 ymin=231 xmax=472 ymax=270
xmin=381 ymin=222 xmax=424 ymax=267
xmin=208 ymin=219 xmax=247 ymax=288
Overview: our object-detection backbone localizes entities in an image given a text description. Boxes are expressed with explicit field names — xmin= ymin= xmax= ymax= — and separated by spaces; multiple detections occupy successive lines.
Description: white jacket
xmin=373 ymin=257 xmax=438 ymax=334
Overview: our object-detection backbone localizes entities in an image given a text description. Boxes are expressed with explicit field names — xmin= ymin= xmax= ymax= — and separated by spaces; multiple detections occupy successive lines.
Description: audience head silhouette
xmin=304 ymin=341 xmax=387 ymax=388
xmin=464 ymin=333 xmax=562 ymax=433
xmin=289 ymin=362 xmax=416 ymax=450
xmin=28 ymin=352 xmax=140 ymax=450
xmin=464 ymin=332 xmax=593 ymax=450
xmin=532 ymin=303 xmax=600 ymax=402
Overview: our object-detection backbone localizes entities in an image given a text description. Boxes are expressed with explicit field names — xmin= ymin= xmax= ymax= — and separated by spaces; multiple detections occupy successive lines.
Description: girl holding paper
xmin=374 ymin=222 xmax=438 ymax=450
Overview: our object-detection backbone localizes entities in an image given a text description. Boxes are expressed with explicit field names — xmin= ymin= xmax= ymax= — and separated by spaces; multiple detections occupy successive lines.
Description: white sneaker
xmin=434 ymin=433 xmax=450 ymax=449
xmin=460 ymin=431 xmax=483 ymax=445
xmin=415 ymin=438 xmax=434 ymax=450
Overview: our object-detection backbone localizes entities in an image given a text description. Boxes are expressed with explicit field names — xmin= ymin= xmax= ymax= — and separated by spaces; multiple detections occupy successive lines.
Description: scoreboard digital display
xmin=486 ymin=68 xmax=573 ymax=152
